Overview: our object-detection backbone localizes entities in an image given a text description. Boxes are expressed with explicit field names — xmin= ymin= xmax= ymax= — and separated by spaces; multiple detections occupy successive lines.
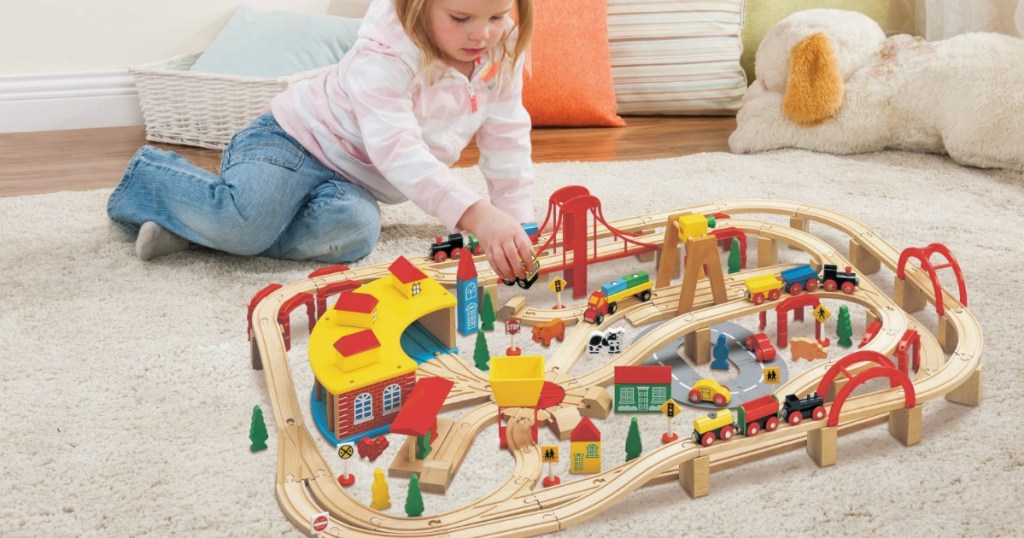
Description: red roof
xmin=333 ymin=291 xmax=378 ymax=314
xmin=388 ymin=256 xmax=427 ymax=284
xmin=388 ymin=377 xmax=455 ymax=436
xmin=571 ymin=416 xmax=601 ymax=442
xmin=614 ymin=365 xmax=671 ymax=385
xmin=333 ymin=329 xmax=380 ymax=357
xmin=456 ymin=249 xmax=477 ymax=280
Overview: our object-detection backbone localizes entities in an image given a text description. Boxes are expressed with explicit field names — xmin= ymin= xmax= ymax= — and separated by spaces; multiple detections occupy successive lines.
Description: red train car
xmin=735 ymin=395 xmax=780 ymax=437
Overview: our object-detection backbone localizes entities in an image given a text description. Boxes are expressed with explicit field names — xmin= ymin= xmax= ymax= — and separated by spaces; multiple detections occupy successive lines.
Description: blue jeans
xmin=107 ymin=114 xmax=381 ymax=263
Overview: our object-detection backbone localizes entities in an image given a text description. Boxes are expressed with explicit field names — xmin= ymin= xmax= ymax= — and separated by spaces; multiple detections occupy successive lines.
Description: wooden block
xmin=548 ymin=406 xmax=583 ymax=440
xmin=680 ymin=456 xmax=710 ymax=498
xmin=579 ymin=386 xmax=612 ymax=419
xmin=849 ymin=239 xmax=881 ymax=275
xmin=806 ymin=426 xmax=837 ymax=467
xmin=499 ymin=295 xmax=526 ymax=322
xmin=938 ymin=315 xmax=957 ymax=354
xmin=888 ymin=405 xmax=922 ymax=446
xmin=684 ymin=326 xmax=711 ymax=366
xmin=894 ymin=277 xmax=927 ymax=314
xmin=636 ymin=249 xmax=656 ymax=263
xmin=419 ymin=460 xmax=453 ymax=494
xmin=946 ymin=367 xmax=982 ymax=406
xmin=757 ymin=236 xmax=777 ymax=267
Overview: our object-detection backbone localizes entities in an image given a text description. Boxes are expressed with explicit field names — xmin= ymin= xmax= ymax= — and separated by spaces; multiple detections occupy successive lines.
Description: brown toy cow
xmin=531 ymin=318 xmax=565 ymax=346
xmin=790 ymin=337 xmax=829 ymax=361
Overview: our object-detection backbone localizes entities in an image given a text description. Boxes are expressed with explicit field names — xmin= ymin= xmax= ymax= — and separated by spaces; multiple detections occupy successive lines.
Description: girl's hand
xmin=458 ymin=201 xmax=535 ymax=282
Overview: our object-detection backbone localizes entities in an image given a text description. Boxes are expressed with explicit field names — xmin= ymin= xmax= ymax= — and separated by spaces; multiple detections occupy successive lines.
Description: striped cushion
xmin=607 ymin=0 xmax=747 ymax=115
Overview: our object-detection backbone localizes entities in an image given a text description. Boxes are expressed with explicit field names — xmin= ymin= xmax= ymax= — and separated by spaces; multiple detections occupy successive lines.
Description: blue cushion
xmin=190 ymin=7 xmax=361 ymax=77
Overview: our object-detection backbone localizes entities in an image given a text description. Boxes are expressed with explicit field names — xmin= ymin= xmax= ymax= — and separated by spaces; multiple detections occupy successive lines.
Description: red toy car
xmin=745 ymin=333 xmax=777 ymax=362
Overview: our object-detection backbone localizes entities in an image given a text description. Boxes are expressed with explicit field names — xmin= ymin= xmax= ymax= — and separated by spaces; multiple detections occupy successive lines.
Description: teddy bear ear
xmin=782 ymin=32 xmax=844 ymax=126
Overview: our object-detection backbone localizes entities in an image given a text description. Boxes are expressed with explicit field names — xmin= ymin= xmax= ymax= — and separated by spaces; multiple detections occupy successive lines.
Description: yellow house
xmin=333 ymin=291 xmax=379 ymax=328
xmin=569 ymin=416 xmax=601 ymax=474
xmin=334 ymin=329 xmax=381 ymax=372
xmin=388 ymin=256 xmax=428 ymax=299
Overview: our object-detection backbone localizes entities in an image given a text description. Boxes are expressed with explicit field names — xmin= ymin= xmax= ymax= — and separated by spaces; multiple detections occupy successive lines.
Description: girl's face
xmin=427 ymin=0 xmax=514 ymax=73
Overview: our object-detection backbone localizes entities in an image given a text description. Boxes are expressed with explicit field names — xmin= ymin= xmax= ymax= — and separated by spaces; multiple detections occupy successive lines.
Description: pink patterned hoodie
xmin=270 ymin=0 xmax=535 ymax=231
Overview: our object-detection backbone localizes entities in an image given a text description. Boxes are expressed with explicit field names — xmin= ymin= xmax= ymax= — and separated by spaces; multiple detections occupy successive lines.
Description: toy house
xmin=389 ymin=255 xmax=428 ymax=298
xmin=333 ymin=291 xmax=378 ymax=328
xmin=613 ymin=365 xmax=672 ymax=413
xmin=570 ymin=416 xmax=602 ymax=474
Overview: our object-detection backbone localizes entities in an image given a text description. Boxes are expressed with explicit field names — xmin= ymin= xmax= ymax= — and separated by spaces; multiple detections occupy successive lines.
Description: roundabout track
xmin=250 ymin=201 xmax=981 ymax=537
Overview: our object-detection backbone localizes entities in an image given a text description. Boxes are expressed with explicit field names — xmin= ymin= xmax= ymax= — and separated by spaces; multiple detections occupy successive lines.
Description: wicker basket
xmin=130 ymin=53 xmax=330 ymax=149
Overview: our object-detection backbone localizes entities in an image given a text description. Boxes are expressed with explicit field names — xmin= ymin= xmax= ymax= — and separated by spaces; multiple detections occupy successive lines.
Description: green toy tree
xmin=837 ymin=305 xmax=854 ymax=347
xmin=480 ymin=290 xmax=496 ymax=331
xmin=249 ymin=404 xmax=268 ymax=452
xmin=727 ymin=237 xmax=742 ymax=273
xmin=416 ymin=429 xmax=433 ymax=460
xmin=406 ymin=474 xmax=425 ymax=517
xmin=473 ymin=329 xmax=490 ymax=371
xmin=625 ymin=417 xmax=643 ymax=462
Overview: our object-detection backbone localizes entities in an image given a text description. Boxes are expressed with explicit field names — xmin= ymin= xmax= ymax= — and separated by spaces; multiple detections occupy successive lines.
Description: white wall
xmin=0 ymin=0 xmax=371 ymax=132
xmin=0 ymin=0 xmax=373 ymax=75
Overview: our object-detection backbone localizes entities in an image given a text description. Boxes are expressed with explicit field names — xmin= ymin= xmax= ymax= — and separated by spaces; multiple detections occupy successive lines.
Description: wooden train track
xmin=249 ymin=201 xmax=982 ymax=537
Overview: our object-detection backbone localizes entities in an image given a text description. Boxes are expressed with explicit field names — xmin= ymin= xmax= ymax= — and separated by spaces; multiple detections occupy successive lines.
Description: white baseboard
xmin=0 ymin=70 xmax=143 ymax=133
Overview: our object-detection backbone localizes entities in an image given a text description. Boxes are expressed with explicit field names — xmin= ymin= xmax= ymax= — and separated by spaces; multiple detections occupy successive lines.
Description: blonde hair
xmin=393 ymin=0 xmax=533 ymax=84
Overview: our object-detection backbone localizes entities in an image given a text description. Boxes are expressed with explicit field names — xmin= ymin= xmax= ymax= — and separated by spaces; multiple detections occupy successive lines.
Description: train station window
xmin=354 ymin=393 xmax=373 ymax=424
xmin=383 ymin=384 xmax=401 ymax=415
xmin=617 ymin=388 xmax=635 ymax=405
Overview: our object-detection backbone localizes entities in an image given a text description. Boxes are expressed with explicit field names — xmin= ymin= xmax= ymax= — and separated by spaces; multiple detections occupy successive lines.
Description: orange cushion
xmin=521 ymin=0 xmax=625 ymax=127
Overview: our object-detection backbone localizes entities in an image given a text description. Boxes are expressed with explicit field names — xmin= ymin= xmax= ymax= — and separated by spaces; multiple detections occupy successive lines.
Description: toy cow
xmin=790 ymin=337 xmax=829 ymax=361
xmin=531 ymin=318 xmax=565 ymax=347
xmin=588 ymin=331 xmax=604 ymax=354
xmin=587 ymin=327 xmax=625 ymax=354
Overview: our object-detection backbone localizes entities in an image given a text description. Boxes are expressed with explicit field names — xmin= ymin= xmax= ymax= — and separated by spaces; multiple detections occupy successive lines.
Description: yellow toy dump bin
xmin=489 ymin=355 xmax=545 ymax=407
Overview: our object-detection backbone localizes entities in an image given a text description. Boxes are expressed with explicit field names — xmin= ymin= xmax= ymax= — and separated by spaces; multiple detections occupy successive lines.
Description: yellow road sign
xmin=337 ymin=443 xmax=355 ymax=460
xmin=763 ymin=367 xmax=781 ymax=384
xmin=548 ymin=277 xmax=567 ymax=294
xmin=813 ymin=304 xmax=832 ymax=323
xmin=541 ymin=445 xmax=559 ymax=463
xmin=660 ymin=398 xmax=681 ymax=418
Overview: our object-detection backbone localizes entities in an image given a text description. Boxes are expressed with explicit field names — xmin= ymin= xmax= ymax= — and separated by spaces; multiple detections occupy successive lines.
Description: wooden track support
xmin=655 ymin=249 xmax=682 ymax=282
xmin=865 ymin=310 xmax=878 ymax=327
xmin=849 ymin=238 xmax=881 ymax=275
xmin=684 ymin=326 xmax=711 ymax=366
xmin=680 ymin=456 xmax=710 ymax=498
xmin=578 ymin=386 xmax=612 ymax=419
xmin=549 ymin=406 xmax=583 ymax=440
xmin=807 ymin=426 xmax=837 ymax=467
xmin=655 ymin=213 xmax=686 ymax=289
xmin=757 ymin=236 xmax=778 ymax=267
xmin=498 ymin=295 xmax=526 ymax=322
xmin=825 ymin=378 xmax=848 ymax=403
xmin=894 ymin=277 xmax=927 ymax=313
xmin=789 ymin=216 xmax=810 ymax=249
xmin=888 ymin=405 xmax=922 ymax=446
xmin=676 ymin=235 xmax=729 ymax=315
xmin=946 ymin=367 xmax=982 ymax=406
xmin=938 ymin=315 xmax=958 ymax=354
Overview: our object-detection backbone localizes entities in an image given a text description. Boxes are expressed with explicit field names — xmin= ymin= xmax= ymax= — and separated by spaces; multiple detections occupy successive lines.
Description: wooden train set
xmin=247 ymin=194 xmax=982 ymax=537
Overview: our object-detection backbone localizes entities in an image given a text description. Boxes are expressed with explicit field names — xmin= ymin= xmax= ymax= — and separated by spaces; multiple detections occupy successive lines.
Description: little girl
xmin=108 ymin=0 xmax=536 ymax=281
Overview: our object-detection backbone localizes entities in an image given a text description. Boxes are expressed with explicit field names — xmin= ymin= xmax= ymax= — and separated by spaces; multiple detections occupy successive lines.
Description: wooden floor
xmin=0 ymin=116 xmax=735 ymax=197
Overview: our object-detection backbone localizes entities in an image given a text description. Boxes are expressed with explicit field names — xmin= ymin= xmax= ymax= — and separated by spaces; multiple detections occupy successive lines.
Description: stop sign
xmin=505 ymin=318 xmax=521 ymax=335
xmin=311 ymin=512 xmax=329 ymax=534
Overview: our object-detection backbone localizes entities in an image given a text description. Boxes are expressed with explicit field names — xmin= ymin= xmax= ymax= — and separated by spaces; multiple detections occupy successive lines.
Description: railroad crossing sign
xmin=541 ymin=445 xmax=559 ymax=463
xmin=764 ymin=366 xmax=781 ymax=384
xmin=660 ymin=398 xmax=681 ymax=418
xmin=813 ymin=304 xmax=832 ymax=323
xmin=310 ymin=511 xmax=329 ymax=534
xmin=337 ymin=443 xmax=355 ymax=460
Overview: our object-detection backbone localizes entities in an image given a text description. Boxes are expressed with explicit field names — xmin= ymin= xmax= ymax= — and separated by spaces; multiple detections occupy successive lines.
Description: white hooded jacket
xmin=271 ymin=0 xmax=535 ymax=230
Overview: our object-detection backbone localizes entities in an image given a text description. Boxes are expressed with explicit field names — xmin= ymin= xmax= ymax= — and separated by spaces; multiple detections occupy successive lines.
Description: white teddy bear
xmin=729 ymin=9 xmax=1024 ymax=172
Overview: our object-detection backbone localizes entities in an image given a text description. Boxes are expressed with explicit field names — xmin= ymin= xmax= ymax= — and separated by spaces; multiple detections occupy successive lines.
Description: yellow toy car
xmin=688 ymin=378 xmax=731 ymax=407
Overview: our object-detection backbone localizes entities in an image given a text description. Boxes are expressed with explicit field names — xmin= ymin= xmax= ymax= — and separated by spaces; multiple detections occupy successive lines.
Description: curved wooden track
xmin=250 ymin=201 xmax=982 ymax=537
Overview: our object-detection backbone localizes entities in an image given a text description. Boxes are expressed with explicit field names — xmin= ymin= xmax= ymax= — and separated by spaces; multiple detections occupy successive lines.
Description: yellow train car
xmin=692 ymin=409 xmax=735 ymax=447
xmin=743 ymin=275 xmax=783 ymax=305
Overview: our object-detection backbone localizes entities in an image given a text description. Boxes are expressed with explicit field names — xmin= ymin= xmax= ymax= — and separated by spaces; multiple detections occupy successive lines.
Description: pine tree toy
xmin=406 ymin=474 xmax=425 ymax=517
xmin=480 ymin=290 xmax=496 ymax=331
xmin=249 ymin=404 xmax=269 ymax=452
xmin=473 ymin=329 xmax=491 ymax=371
xmin=625 ymin=417 xmax=643 ymax=462
xmin=727 ymin=237 xmax=742 ymax=273
xmin=837 ymin=305 xmax=854 ymax=347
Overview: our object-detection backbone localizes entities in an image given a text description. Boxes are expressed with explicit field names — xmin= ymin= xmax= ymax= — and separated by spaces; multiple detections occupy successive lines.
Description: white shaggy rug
xmin=2 ymin=149 xmax=1022 ymax=537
